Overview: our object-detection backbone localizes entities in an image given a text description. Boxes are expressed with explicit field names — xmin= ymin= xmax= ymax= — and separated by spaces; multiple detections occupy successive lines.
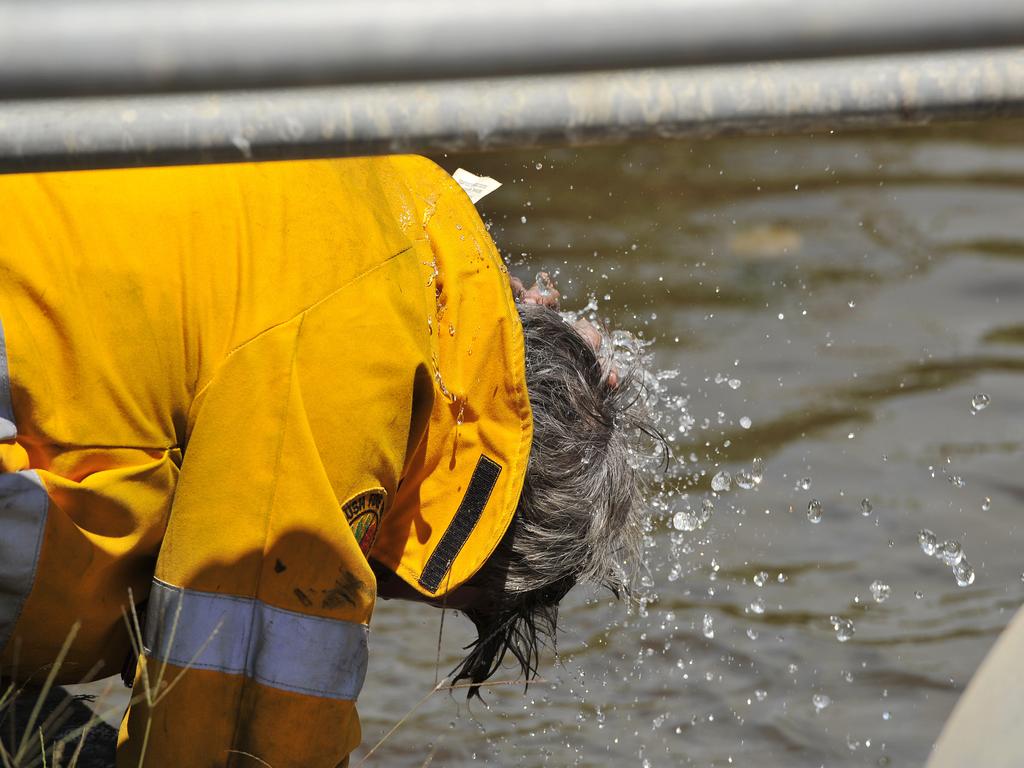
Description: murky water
xmin=355 ymin=121 xmax=1024 ymax=767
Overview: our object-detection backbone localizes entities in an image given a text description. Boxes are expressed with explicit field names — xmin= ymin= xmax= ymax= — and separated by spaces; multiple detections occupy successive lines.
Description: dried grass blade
xmin=225 ymin=749 xmax=274 ymax=766
xmin=353 ymin=678 xmax=448 ymax=767
xmin=13 ymin=622 xmax=80 ymax=764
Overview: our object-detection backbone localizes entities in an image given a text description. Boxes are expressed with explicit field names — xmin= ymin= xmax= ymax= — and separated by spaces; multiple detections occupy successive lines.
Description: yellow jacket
xmin=0 ymin=157 xmax=532 ymax=766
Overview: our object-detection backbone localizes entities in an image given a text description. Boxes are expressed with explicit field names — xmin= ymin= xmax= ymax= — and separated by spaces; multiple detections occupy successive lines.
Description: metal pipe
xmin=1 ymin=49 xmax=1022 ymax=174
xmin=2 ymin=0 xmax=1024 ymax=98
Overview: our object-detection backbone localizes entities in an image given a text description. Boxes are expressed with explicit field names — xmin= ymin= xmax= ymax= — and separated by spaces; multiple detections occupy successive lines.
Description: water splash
xmin=751 ymin=458 xmax=766 ymax=485
xmin=734 ymin=470 xmax=756 ymax=490
xmin=672 ymin=510 xmax=699 ymax=532
xmin=807 ymin=499 xmax=823 ymax=524
xmin=952 ymin=561 xmax=976 ymax=587
xmin=936 ymin=540 xmax=963 ymax=566
xmin=869 ymin=580 xmax=891 ymax=603
xmin=535 ymin=271 xmax=556 ymax=297
xmin=698 ymin=498 xmax=714 ymax=524
xmin=711 ymin=471 xmax=732 ymax=492
xmin=918 ymin=529 xmax=938 ymax=556
xmin=918 ymin=529 xmax=977 ymax=587
xmin=829 ymin=616 xmax=856 ymax=642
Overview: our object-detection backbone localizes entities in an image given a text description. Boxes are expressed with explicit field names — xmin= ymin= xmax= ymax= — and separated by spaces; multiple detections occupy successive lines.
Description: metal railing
xmin=1 ymin=1 xmax=1023 ymax=172
xmin=3 ymin=0 xmax=1024 ymax=98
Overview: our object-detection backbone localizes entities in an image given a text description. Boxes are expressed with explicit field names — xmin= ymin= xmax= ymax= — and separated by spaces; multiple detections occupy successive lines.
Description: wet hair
xmin=450 ymin=302 xmax=658 ymax=697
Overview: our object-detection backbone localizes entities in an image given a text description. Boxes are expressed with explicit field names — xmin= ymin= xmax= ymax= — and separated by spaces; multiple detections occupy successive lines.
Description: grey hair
xmin=451 ymin=302 xmax=660 ymax=697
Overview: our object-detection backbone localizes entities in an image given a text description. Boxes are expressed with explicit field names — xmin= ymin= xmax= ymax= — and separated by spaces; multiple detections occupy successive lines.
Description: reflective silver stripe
xmin=0 ymin=318 xmax=47 ymax=651
xmin=144 ymin=578 xmax=369 ymax=701
xmin=0 ymin=470 xmax=48 ymax=649
xmin=0 ymin=318 xmax=16 ymax=440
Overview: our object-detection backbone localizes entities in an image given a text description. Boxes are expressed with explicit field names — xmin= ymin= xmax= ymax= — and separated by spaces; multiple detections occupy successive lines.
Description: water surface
xmin=355 ymin=120 xmax=1024 ymax=767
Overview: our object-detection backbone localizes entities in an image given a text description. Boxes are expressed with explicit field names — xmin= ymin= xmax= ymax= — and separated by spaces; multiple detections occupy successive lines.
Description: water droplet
xmin=777 ymin=572 xmax=788 ymax=584
xmin=702 ymin=613 xmax=714 ymax=639
xmin=936 ymin=540 xmax=963 ymax=566
xmin=797 ymin=477 xmax=812 ymax=491
xmin=711 ymin=471 xmax=732 ymax=492
xmin=848 ymin=300 xmax=856 ymax=308
xmin=748 ymin=597 xmax=766 ymax=615
xmin=971 ymin=393 xmax=991 ymax=412
xmin=918 ymin=529 xmax=938 ymax=556
xmin=882 ymin=710 xmax=892 ymax=721
xmin=520 ymin=215 xmax=527 ymax=224
xmin=753 ymin=571 xmax=769 ymax=588
xmin=829 ymin=615 xmax=855 ymax=642
xmin=727 ymin=378 xmax=742 ymax=390
xmin=746 ymin=627 xmax=760 ymax=640
xmin=869 ymin=580 xmax=891 ymax=603
xmin=735 ymin=470 xmax=756 ymax=490
xmin=448 ymin=322 xmax=456 ymax=337
xmin=534 ymin=272 xmax=555 ymax=296
xmin=698 ymin=498 xmax=714 ymax=523
xmin=982 ymin=496 xmax=992 ymax=512
xmin=914 ymin=590 xmax=924 ymax=599
xmin=739 ymin=416 xmax=752 ymax=429
xmin=807 ymin=498 xmax=823 ymax=524
xmin=953 ymin=559 xmax=975 ymax=587
xmin=860 ymin=498 xmax=873 ymax=517
xmin=813 ymin=693 xmax=832 ymax=713
xmin=948 ymin=474 xmax=965 ymax=489
xmin=534 ymin=162 xmax=543 ymax=170
xmin=751 ymin=457 xmax=765 ymax=485
xmin=672 ymin=511 xmax=701 ymax=532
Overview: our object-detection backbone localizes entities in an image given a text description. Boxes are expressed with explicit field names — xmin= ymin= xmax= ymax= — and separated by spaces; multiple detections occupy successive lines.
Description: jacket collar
xmin=371 ymin=157 xmax=533 ymax=597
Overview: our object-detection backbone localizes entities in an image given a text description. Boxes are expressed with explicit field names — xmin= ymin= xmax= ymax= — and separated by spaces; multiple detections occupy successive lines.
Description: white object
xmin=452 ymin=168 xmax=502 ymax=203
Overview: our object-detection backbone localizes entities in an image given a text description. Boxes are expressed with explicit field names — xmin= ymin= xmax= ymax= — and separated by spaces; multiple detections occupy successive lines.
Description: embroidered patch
xmin=342 ymin=488 xmax=386 ymax=557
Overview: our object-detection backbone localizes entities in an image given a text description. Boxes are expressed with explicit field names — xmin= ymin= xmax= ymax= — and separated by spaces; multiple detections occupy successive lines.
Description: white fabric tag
xmin=452 ymin=168 xmax=502 ymax=204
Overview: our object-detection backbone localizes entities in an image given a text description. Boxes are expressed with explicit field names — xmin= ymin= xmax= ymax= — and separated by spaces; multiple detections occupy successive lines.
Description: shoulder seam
xmin=190 ymin=243 xmax=414 ymax=406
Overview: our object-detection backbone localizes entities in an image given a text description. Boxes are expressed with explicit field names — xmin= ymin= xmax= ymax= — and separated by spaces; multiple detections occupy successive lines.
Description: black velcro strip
xmin=419 ymin=455 xmax=502 ymax=593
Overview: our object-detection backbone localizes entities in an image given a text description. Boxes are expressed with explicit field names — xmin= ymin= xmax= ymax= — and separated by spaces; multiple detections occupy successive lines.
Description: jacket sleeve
xmin=116 ymin=250 xmax=428 ymax=766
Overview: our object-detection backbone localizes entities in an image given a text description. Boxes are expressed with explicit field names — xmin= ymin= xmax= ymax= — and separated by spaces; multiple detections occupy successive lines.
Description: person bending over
xmin=0 ymin=156 xmax=654 ymax=766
